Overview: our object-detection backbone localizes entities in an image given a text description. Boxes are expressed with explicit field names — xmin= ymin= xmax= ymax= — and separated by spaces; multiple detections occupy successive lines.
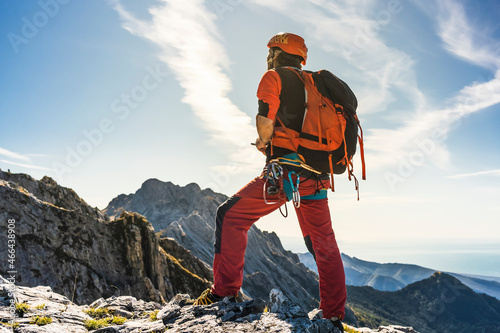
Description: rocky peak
xmin=104 ymin=178 xmax=225 ymax=230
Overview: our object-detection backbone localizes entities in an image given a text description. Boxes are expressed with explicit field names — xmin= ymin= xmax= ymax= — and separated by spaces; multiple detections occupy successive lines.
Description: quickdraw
xmin=263 ymin=161 xmax=284 ymax=205
xmin=263 ymin=161 xmax=288 ymax=217
xmin=288 ymin=171 xmax=301 ymax=208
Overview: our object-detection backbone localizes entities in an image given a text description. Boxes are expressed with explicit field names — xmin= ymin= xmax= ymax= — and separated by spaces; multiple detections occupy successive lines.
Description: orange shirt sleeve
xmin=257 ymin=70 xmax=282 ymax=121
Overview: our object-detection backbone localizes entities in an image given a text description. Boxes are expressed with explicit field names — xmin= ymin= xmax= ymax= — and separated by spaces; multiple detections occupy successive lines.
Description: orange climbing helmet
xmin=267 ymin=32 xmax=308 ymax=65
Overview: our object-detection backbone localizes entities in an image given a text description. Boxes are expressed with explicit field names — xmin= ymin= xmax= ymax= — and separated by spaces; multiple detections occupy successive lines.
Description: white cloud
xmin=111 ymin=0 xmax=261 ymax=169
xmin=1 ymin=160 xmax=51 ymax=171
xmin=0 ymin=147 xmax=30 ymax=162
xmin=436 ymin=0 xmax=500 ymax=69
xmin=448 ymin=169 xmax=500 ymax=180
xmin=367 ymin=69 xmax=500 ymax=170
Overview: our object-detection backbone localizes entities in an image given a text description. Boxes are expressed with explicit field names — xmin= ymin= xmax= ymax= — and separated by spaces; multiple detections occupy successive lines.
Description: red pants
xmin=211 ymin=171 xmax=346 ymax=319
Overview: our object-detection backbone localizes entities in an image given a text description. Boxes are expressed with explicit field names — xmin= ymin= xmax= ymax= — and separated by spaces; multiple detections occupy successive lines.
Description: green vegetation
xmin=83 ymin=306 xmax=127 ymax=329
xmin=343 ymin=326 xmax=362 ymax=333
xmin=148 ymin=310 xmax=159 ymax=321
xmin=35 ymin=303 xmax=46 ymax=309
xmin=110 ymin=315 xmax=127 ymax=325
xmin=84 ymin=318 xmax=113 ymax=330
xmin=15 ymin=302 xmax=30 ymax=316
xmin=84 ymin=306 xmax=112 ymax=318
xmin=30 ymin=315 xmax=53 ymax=326
xmin=347 ymin=303 xmax=389 ymax=329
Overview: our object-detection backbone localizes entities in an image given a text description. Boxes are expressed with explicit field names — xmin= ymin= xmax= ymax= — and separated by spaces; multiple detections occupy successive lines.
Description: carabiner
xmin=288 ymin=171 xmax=301 ymax=208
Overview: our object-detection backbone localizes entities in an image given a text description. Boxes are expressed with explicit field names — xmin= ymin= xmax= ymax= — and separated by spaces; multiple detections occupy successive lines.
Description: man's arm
xmin=255 ymin=115 xmax=274 ymax=153
xmin=256 ymin=70 xmax=281 ymax=153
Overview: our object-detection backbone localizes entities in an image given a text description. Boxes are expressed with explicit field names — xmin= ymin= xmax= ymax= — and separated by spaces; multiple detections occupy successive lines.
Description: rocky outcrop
xmin=0 ymin=277 xmax=418 ymax=332
xmin=0 ymin=171 xmax=209 ymax=305
xmin=105 ymin=179 xmax=321 ymax=310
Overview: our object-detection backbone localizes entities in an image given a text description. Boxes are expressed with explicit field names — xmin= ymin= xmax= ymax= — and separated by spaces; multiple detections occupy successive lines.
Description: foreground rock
xmin=0 ymin=277 xmax=417 ymax=333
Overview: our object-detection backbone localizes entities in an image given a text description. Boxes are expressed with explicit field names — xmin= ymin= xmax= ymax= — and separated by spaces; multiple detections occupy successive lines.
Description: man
xmin=195 ymin=32 xmax=346 ymax=331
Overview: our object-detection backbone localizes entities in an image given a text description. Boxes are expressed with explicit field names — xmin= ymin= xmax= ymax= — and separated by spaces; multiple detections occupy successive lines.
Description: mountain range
xmin=299 ymin=252 xmax=500 ymax=300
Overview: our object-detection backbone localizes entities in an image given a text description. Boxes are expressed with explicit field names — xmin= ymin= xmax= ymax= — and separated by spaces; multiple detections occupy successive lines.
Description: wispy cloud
xmin=0 ymin=147 xmax=30 ymax=162
xmin=110 ymin=0 xmax=261 ymax=170
xmin=367 ymin=0 xmax=500 ymax=170
xmin=448 ymin=169 xmax=500 ymax=180
xmin=368 ymin=69 xmax=500 ymax=170
xmin=436 ymin=0 xmax=500 ymax=69
xmin=1 ymin=160 xmax=52 ymax=171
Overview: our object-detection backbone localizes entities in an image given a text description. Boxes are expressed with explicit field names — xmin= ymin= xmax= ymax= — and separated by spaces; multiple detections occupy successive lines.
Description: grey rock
xmin=0 ymin=171 xmax=210 ymax=305
xmin=0 ymin=326 xmax=11 ymax=333
xmin=112 ymin=308 xmax=134 ymax=318
xmin=0 ymin=281 xmax=418 ymax=333
xmin=89 ymin=297 xmax=107 ymax=309
xmin=308 ymin=308 xmax=323 ymax=320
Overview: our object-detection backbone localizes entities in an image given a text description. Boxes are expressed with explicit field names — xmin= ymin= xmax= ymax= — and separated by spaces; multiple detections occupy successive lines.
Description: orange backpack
xmin=273 ymin=68 xmax=366 ymax=193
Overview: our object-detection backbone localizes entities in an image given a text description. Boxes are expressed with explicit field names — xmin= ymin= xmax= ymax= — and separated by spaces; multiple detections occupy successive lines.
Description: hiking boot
xmin=193 ymin=289 xmax=235 ymax=305
xmin=331 ymin=317 xmax=344 ymax=333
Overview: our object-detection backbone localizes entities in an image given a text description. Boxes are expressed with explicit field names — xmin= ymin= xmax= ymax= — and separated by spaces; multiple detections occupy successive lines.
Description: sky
xmin=1 ymin=0 xmax=500 ymax=277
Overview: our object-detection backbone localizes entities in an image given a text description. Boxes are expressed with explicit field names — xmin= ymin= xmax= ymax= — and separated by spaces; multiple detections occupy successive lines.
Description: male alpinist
xmin=195 ymin=32 xmax=348 ymax=332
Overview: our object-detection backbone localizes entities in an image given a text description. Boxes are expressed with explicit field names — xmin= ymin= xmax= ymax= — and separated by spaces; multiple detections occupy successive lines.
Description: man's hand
xmin=255 ymin=137 xmax=268 ymax=153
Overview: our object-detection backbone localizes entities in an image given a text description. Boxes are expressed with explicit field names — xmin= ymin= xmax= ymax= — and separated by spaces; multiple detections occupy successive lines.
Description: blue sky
xmin=1 ymin=0 xmax=500 ymax=276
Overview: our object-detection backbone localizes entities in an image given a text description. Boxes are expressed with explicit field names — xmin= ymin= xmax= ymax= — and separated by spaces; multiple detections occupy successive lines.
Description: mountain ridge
xmin=346 ymin=272 xmax=500 ymax=332
xmin=299 ymin=252 xmax=500 ymax=300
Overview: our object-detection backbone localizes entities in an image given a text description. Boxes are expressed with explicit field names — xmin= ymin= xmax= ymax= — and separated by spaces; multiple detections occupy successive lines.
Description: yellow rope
xmin=269 ymin=157 xmax=323 ymax=175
